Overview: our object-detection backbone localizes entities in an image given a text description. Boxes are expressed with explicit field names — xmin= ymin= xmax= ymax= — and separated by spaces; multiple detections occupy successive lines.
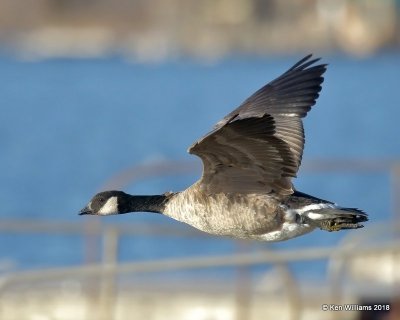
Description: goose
xmin=79 ymin=55 xmax=368 ymax=242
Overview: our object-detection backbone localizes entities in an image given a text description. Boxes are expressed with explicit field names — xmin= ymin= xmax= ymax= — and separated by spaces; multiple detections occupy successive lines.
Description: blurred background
xmin=1 ymin=0 xmax=400 ymax=319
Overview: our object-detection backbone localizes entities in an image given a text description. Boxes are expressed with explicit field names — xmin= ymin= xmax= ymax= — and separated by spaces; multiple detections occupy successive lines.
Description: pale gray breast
xmin=163 ymin=185 xmax=283 ymax=238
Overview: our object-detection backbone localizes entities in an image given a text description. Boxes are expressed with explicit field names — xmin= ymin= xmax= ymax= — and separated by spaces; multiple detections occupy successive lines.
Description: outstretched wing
xmin=189 ymin=55 xmax=327 ymax=195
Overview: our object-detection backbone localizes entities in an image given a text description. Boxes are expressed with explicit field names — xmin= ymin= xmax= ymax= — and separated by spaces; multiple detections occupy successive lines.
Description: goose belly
xmin=163 ymin=191 xmax=281 ymax=238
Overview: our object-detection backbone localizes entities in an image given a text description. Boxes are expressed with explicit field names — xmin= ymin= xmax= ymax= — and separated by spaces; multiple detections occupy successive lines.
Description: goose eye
xmin=98 ymin=198 xmax=104 ymax=202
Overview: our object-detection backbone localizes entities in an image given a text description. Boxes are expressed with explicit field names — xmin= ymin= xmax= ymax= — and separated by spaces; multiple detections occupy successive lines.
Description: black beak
xmin=79 ymin=207 xmax=92 ymax=215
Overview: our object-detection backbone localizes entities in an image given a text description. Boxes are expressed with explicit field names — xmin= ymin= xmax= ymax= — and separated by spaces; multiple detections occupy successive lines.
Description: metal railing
xmin=0 ymin=221 xmax=398 ymax=320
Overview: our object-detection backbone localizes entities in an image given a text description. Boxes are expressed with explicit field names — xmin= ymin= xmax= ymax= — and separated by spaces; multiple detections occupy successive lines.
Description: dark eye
xmin=98 ymin=197 xmax=104 ymax=202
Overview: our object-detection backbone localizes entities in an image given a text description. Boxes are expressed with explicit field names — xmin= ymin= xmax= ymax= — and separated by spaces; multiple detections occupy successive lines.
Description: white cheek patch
xmin=98 ymin=197 xmax=119 ymax=215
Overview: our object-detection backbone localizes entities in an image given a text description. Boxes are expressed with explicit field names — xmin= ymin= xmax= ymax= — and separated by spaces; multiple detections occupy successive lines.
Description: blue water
xmin=1 ymin=53 xmax=399 ymax=279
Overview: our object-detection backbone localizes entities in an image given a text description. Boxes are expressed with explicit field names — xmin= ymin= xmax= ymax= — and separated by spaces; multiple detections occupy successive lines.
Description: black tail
xmin=303 ymin=206 xmax=368 ymax=232
xmin=287 ymin=191 xmax=368 ymax=232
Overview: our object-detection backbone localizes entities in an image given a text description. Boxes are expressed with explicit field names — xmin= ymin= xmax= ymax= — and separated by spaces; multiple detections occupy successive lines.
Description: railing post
xmin=275 ymin=263 xmax=301 ymax=320
xmin=391 ymin=162 xmax=400 ymax=219
xmin=98 ymin=227 xmax=119 ymax=320
xmin=235 ymin=241 xmax=252 ymax=320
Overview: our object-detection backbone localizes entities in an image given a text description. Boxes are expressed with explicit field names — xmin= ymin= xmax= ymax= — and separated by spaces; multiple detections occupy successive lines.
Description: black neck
xmin=120 ymin=194 xmax=172 ymax=214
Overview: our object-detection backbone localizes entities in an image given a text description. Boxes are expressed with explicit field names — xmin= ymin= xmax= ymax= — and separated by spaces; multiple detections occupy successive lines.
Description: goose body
xmin=163 ymin=184 xmax=284 ymax=240
xmin=80 ymin=55 xmax=368 ymax=242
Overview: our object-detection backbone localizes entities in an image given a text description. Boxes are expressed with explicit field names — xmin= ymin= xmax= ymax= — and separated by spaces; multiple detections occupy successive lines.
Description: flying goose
xmin=80 ymin=55 xmax=367 ymax=241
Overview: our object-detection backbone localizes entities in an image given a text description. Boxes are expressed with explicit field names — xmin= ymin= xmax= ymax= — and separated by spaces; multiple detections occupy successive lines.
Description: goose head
xmin=79 ymin=190 xmax=171 ymax=215
xmin=79 ymin=191 xmax=128 ymax=216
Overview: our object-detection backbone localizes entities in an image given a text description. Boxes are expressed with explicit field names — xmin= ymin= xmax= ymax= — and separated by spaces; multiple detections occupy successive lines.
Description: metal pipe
xmin=1 ymin=242 xmax=398 ymax=293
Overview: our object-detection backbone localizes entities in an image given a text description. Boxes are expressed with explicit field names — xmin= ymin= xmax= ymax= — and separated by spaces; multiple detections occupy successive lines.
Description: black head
xmin=79 ymin=190 xmax=128 ymax=216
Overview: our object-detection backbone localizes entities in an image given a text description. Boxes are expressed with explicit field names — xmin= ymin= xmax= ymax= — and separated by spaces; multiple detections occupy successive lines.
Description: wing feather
xmin=189 ymin=55 xmax=327 ymax=195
